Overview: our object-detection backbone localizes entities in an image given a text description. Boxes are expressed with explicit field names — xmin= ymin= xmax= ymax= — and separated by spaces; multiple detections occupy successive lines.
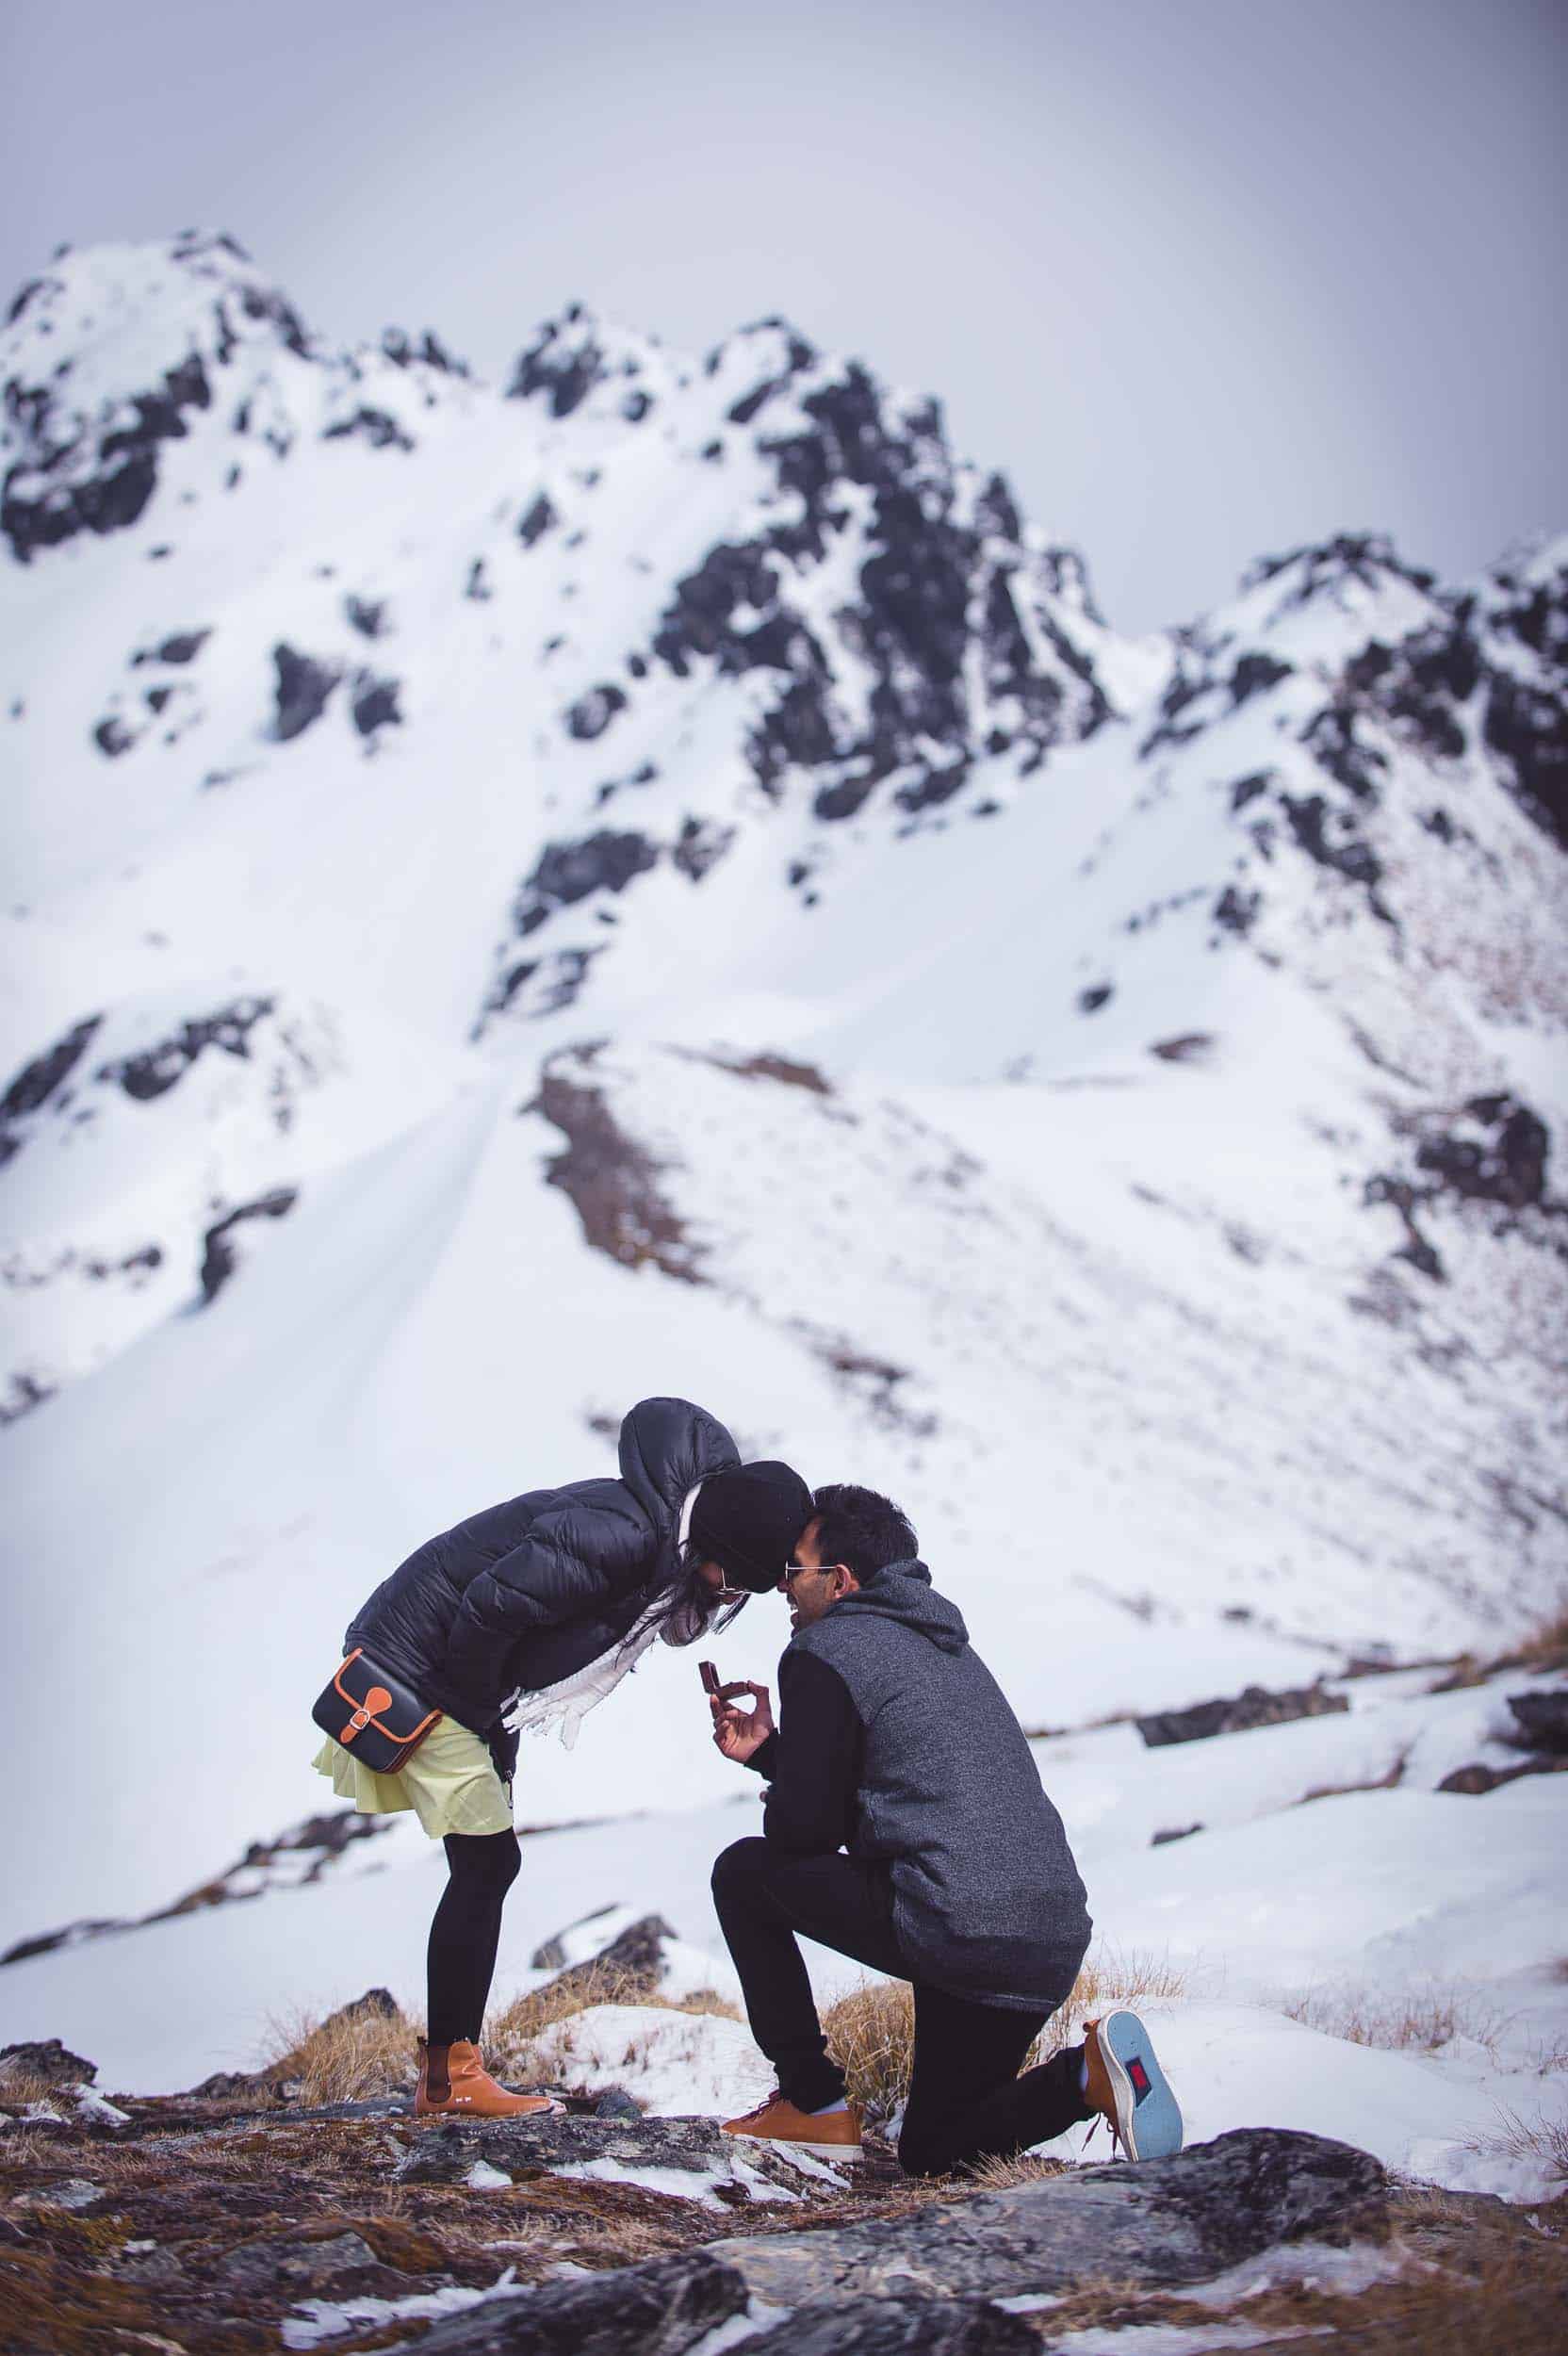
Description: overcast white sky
xmin=3 ymin=0 xmax=1563 ymax=632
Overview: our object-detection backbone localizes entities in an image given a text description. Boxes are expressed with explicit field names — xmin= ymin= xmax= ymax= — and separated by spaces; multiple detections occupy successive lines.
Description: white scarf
xmin=506 ymin=1481 xmax=705 ymax=1750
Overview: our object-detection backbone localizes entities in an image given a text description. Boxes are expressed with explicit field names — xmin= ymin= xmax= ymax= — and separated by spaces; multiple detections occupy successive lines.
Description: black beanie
xmin=688 ymin=1462 xmax=814 ymax=1592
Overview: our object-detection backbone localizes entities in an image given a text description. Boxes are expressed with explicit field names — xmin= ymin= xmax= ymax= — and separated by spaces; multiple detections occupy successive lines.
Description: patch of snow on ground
xmin=524 ymin=2002 xmax=773 ymax=2119
xmin=282 ymin=2268 xmax=524 ymax=2349
xmin=1030 ymin=2001 xmax=1568 ymax=2202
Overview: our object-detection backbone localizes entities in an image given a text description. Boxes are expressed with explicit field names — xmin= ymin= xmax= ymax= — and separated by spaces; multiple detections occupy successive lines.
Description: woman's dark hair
xmin=631 ymin=1542 xmax=749 ymax=1653
xmin=811 ymin=1483 xmax=918 ymax=1581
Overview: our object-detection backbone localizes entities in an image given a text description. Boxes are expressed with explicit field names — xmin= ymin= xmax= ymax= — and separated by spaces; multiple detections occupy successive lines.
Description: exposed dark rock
xmin=518 ymin=493 xmax=557 ymax=547
xmin=1437 ymin=1755 xmax=1568 ymax=1794
xmin=271 ymin=643 xmax=341 ymax=740
xmin=1241 ymin=532 xmax=1435 ymax=605
xmin=1413 ymin=1095 xmax=1548 ymax=1213
xmin=671 ymin=815 xmax=734 ymax=881
xmin=1364 ymin=1175 xmax=1446 ymax=1282
xmin=1280 ymin=792 xmax=1383 ymax=896
xmin=351 ymin=670 xmax=401 ymax=737
xmin=466 ymin=558 xmax=492 ymax=601
xmin=196 ymin=1186 xmax=298 ymax=1305
xmin=1077 ymin=985 xmax=1113 ymax=1014
xmin=1214 ymin=883 xmax=1261 ymax=935
xmin=565 ymin=683 xmax=629 ymax=741
xmin=532 ymin=1053 xmax=705 ymax=1283
xmin=531 ymin=1902 xmax=624 ymax=1970
xmin=11 ymin=2178 xmax=106 ymax=2213
xmin=394 ymin=2111 xmax=827 ymax=2200
xmin=323 ymin=405 xmax=415 ymax=452
xmin=1136 ymin=1684 xmax=1348 ymax=1748
xmin=711 ymin=2129 xmax=1387 ymax=2304
xmin=1152 ymin=1824 xmax=1203 ymax=1846
xmin=512 ymin=830 xmax=659 ymax=939
xmin=153 ymin=629 xmax=210 ymax=664
xmin=412 ymin=2248 xmax=746 ymax=2355
xmin=507 ymin=307 xmax=607 ymax=418
xmin=544 ymin=1913 xmax=678 ymax=2004
xmin=382 ymin=325 xmax=469 ymax=375
xmin=1231 ymin=652 xmax=1293 ymax=705
xmin=1506 ymin=1690 xmax=1568 ymax=1755
xmin=345 ymin=595 xmax=386 ymax=638
xmin=1 ymin=1014 xmax=103 ymax=1123
xmin=746 ymin=2300 xmax=1038 ymax=2355
xmin=3 ymin=349 xmax=213 ymax=562
xmin=216 ymin=2227 xmax=384 ymax=2294
xmin=99 ymin=995 xmax=274 ymax=1102
xmin=93 ymin=714 xmax=136 ymax=757
xmin=1482 ymin=661 xmax=1568 ymax=849
xmin=595 ymin=2087 xmax=644 ymax=2121
xmin=0 ymin=2038 xmax=98 ymax=2088
xmin=1299 ymin=706 xmax=1387 ymax=804
xmin=1230 ymin=771 xmax=1271 ymax=810
xmin=1150 ymin=1033 xmax=1214 ymax=1064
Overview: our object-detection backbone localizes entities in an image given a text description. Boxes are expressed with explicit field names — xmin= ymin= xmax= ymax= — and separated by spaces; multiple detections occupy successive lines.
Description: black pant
xmin=710 ymin=1836 xmax=1091 ymax=2177
xmin=427 ymin=1829 xmax=520 ymax=2044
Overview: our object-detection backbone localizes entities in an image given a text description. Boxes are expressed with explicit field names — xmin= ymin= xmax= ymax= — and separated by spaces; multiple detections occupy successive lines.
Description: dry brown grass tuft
xmin=964 ymin=2149 xmax=1072 ymax=2190
xmin=260 ymin=2002 xmax=419 ymax=2105
xmin=1283 ymin=1980 xmax=1506 ymax=2055
xmin=1465 ymin=2102 xmax=1568 ymax=2187
xmin=1047 ymin=1948 xmax=1190 ymax=2043
xmin=0 ymin=2069 xmax=65 ymax=2109
xmin=823 ymin=1979 xmax=916 ymax=2118
xmin=1510 ymin=1597 xmax=1568 ymax=1671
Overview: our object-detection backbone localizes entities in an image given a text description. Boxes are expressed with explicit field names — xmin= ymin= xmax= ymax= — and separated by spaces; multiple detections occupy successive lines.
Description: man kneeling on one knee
xmin=709 ymin=1485 xmax=1183 ymax=2176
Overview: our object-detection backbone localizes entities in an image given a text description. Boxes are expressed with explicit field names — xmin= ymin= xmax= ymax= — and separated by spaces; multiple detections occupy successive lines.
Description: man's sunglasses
xmin=780 ymin=1560 xmax=847 ymax=1586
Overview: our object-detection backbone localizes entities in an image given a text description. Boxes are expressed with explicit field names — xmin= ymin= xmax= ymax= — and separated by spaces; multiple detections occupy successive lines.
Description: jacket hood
xmin=618 ymin=1397 xmax=741 ymax=1525
xmin=827 ymin=1558 xmax=968 ymax=1653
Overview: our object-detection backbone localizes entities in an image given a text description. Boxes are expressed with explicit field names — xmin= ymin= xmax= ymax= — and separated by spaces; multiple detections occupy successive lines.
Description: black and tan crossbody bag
xmin=312 ymin=1646 xmax=443 ymax=1774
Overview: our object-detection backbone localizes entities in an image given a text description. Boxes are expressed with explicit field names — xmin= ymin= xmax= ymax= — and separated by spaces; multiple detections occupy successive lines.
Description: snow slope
xmin=1 ymin=236 xmax=1564 ymax=2027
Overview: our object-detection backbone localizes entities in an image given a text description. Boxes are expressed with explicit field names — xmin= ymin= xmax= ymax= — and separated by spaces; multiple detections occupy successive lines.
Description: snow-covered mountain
xmin=1 ymin=233 xmax=1564 ymax=1957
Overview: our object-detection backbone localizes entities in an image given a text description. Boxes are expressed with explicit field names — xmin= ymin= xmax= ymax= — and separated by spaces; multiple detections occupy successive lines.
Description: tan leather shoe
xmin=415 ymin=2037 xmax=562 ymax=2120
xmin=720 ymin=2088 xmax=862 ymax=2161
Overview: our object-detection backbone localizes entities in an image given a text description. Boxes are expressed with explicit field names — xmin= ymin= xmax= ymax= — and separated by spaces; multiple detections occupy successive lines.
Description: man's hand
xmin=710 ymin=1679 xmax=774 ymax=1764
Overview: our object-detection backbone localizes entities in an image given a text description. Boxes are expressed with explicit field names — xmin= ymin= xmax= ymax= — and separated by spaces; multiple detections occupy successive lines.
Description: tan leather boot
xmin=415 ymin=2037 xmax=561 ymax=2120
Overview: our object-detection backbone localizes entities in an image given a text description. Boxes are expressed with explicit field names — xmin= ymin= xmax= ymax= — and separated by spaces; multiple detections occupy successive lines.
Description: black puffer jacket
xmin=345 ymin=1399 xmax=740 ymax=1732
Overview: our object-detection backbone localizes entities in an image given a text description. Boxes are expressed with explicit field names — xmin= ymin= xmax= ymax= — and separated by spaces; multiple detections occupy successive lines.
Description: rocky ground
xmin=3 ymin=2027 xmax=1565 ymax=2354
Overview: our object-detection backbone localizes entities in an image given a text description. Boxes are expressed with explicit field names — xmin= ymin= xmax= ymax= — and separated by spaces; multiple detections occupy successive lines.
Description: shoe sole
xmin=415 ymin=2098 xmax=563 ymax=2122
xmin=724 ymin=2131 xmax=862 ymax=2164
xmin=1097 ymin=2010 xmax=1183 ymax=2161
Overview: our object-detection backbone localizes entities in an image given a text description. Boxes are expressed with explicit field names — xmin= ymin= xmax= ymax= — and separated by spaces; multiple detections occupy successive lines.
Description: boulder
xmin=1506 ymin=1690 xmax=1568 ymax=1755
xmin=539 ymin=1912 xmax=678 ymax=2001
xmin=216 ymin=2228 xmax=383 ymax=2294
xmin=411 ymin=2248 xmax=745 ymax=2354
xmin=393 ymin=2111 xmax=832 ymax=2200
xmin=0 ymin=2038 xmax=98 ymax=2087
xmin=709 ymin=2129 xmax=1387 ymax=2303
xmin=595 ymin=2086 xmax=644 ymax=2120
xmin=11 ymin=2178 xmax=106 ymax=2214
xmin=746 ymin=2299 xmax=1038 ymax=2355
xmin=1136 ymin=1685 xmax=1348 ymax=1748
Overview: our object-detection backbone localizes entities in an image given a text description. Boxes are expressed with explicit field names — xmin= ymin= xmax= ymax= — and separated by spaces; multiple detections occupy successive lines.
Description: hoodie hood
xmin=617 ymin=1397 xmax=741 ymax=1525
xmin=825 ymin=1557 xmax=968 ymax=1653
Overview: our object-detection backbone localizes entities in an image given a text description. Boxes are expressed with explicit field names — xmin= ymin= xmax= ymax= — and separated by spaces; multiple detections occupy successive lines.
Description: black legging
xmin=427 ymin=1830 xmax=521 ymax=2044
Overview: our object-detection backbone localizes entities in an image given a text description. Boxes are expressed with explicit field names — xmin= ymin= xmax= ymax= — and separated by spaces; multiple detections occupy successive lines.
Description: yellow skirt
xmin=312 ymin=1713 xmax=514 ymax=1840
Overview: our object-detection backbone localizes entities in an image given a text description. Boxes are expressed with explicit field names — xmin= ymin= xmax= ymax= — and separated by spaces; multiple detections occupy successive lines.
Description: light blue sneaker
xmin=1085 ymin=2010 xmax=1184 ymax=2160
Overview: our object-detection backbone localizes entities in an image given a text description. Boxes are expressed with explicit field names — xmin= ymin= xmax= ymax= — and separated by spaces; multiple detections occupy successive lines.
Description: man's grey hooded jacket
xmin=751 ymin=1560 xmax=1091 ymax=2011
